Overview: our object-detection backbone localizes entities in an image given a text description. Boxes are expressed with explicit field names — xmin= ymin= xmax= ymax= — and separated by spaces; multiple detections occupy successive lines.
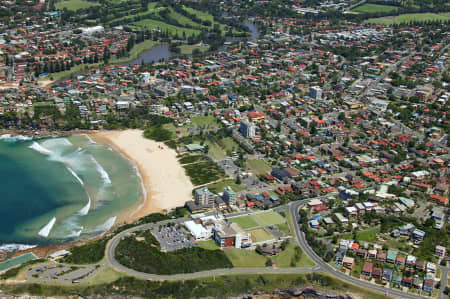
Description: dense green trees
xmin=61 ymin=237 xmax=111 ymax=264
xmin=115 ymin=230 xmax=232 ymax=274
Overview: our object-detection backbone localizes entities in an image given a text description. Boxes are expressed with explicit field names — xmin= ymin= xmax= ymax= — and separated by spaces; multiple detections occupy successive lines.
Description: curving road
xmin=289 ymin=201 xmax=432 ymax=299
xmin=21 ymin=198 xmax=434 ymax=299
xmin=105 ymin=202 xmax=434 ymax=298
xmin=105 ymin=215 xmax=320 ymax=281
xmin=105 ymin=201 xmax=430 ymax=298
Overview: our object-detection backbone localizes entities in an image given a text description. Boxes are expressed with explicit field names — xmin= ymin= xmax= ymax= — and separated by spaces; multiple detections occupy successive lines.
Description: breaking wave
xmin=84 ymin=134 xmax=96 ymax=144
xmin=0 ymin=243 xmax=37 ymax=253
xmin=0 ymin=134 xmax=33 ymax=142
xmin=29 ymin=142 xmax=52 ymax=155
xmin=67 ymin=227 xmax=83 ymax=238
xmin=38 ymin=217 xmax=56 ymax=238
xmin=67 ymin=167 xmax=84 ymax=186
xmin=78 ymin=196 xmax=91 ymax=216
xmin=91 ymin=156 xmax=111 ymax=185
xmin=96 ymin=216 xmax=116 ymax=233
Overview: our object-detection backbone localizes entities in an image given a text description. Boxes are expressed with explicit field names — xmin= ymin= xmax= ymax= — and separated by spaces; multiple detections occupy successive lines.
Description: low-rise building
xmin=383 ymin=268 xmax=393 ymax=282
xmin=214 ymin=220 xmax=251 ymax=248
xmin=343 ymin=256 xmax=354 ymax=270
xmin=386 ymin=249 xmax=398 ymax=263
xmin=362 ymin=262 xmax=373 ymax=276
xmin=435 ymin=245 xmax=446 ymax=257
xmin=412 ymin=229 xmax=425 ymax=242
xmin=185 ymin=220 xmax=210 ymax=240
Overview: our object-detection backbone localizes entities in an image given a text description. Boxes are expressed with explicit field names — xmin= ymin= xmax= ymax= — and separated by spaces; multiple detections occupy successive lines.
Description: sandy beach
xmin=91 ymin=129 xmax=193 ymax=223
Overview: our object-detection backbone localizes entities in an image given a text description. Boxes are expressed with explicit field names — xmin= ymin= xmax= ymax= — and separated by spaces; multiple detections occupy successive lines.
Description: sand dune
xmin=91 ymin=129 xmax=193 ymax=222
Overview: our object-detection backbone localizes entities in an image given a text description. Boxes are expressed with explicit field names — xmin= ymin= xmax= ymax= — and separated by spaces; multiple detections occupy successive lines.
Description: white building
xmin=310 ymin=86 xmax=322 ymax=100
xmin=239 ymin=120 xmax=256 ymax=138
xmin=180 ymin=85 xmax=194 ymax=94
xmin=116 ymin=101 xmax=130 ymax=110
xmin=80 ymin=26 xmax=104 ymax=35
xmin=185 ymin=220 xmax=210 ymax=240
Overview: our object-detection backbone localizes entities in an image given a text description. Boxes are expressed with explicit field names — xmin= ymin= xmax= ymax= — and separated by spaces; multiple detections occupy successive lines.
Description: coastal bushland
xmin=61 ymin=237 xmax=112 ymax=264
xmin=115 ymin=229 xmax=232 ymax=274
xmin=60 ymin=211 xmax=187 ymax=265
xmin=182 ymin=160 xmax=226 ymax=185
xmin=0 ymin=273 xmax=389 ymax=299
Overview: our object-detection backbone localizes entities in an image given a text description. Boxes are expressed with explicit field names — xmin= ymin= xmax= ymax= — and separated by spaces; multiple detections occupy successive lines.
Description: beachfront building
xmin=195 ymin=187 xmax=215 ymax=205
xmin=223 ymin=186 xmax=237 ymax=205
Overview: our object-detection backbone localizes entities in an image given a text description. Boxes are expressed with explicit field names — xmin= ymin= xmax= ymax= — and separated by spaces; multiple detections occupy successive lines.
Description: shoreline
xmin=90 ymin=129 xmax=193 ymax=224
xmin=90 ymin=131 xmax=158 ymax=224
xmin=0 ymin=129 xmax=94 ymax=139
xmin=0 ymin=129 xmax=193 ymax=259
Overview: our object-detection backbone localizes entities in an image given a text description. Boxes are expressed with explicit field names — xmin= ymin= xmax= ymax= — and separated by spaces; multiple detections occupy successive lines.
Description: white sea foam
xmin=38 ymin=217 xmax=56 ymax=238
xmin=67 ymin=227 xmax=83 ymax=238
xmin=0 ymin=243 xmax=37 ymax=253
xmin=0 ymin=134 xmax=12 ymax=140
xmin=96 ymin=216 xmax=116 ymax=233
xmin=133 ymin=165 xmax=147 ymax=199
xmin=41 ymin=138 xmax=72 ymax=149
xmin=30 ymin=139 xmax=88 ymax=174
xmin=67 ymin=167 xmax=84 ymax=186
xmin=0 ymin=134 xmax=33 ymax=142
xmin=61 ymin=138 xmax=73 ymax=146
xmin=91 ymin=156 xmax=111 ymax=185
xmin=78 ymin=196 xmax=91 ymax=216
xmin=29 ymin=142 xmax=52 ymax=155
xmin=83 ymin=134 xmax=96 ymax=144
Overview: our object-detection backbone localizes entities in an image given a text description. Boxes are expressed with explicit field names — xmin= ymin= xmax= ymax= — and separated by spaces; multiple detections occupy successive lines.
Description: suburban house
xmin=386 ymin=249 xmax=398 ymax=263
xmin=362 ymin=262 xmax=373 ymax=276
xmin=412 ymin=229 xmax=425 ymax=242
xmin=383 ymin=268 xmax=393 ymax=282
xmin=435 ymin=245 xmax=446 ymax=257
xmin=343 ymin=256 xmax=354 ymax=270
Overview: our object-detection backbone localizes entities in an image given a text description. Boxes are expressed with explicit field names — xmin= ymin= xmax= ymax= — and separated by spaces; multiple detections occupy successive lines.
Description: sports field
xmin=364 ymin=13 xmax=450 ymax=25
xmin=55 ymin=0 xmax=99 ymax=10
xmin=230 ymin=211 xmax=286 ymax=230
xmin=351 ymin=3 xmax=398 ymax=14
xmin=231 ymin=215 xmax=259 ymax=229
xmin=248 ymin=228 xmax=272 ymax=243
xmin=253 ymin=211 xmax=285 ymax=226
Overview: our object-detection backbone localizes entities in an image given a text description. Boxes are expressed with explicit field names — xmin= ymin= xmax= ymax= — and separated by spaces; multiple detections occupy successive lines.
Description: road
xmin=23 ymin=197 xmax=445 ymax=299
xmin=344 ymin=0 xmax=366 ymax=12
xmin=105 ymin=215 xmax=320 ymax=281
xmin=289 ymin=201 xmax=435 ymax=299
xmin=438 ymin=266 xmax=449 ymax=299
xmin=105 ymin=197 xmax=432 ymax=299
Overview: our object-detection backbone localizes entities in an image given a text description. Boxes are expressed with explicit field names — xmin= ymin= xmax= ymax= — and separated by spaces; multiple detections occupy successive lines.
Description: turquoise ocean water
xmin=0 ymin=134 xmax=142 ymax=248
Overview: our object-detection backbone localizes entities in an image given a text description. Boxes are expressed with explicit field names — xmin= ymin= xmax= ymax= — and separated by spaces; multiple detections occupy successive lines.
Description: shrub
xmin=115 ymin=230 xmax=232 ymax=274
